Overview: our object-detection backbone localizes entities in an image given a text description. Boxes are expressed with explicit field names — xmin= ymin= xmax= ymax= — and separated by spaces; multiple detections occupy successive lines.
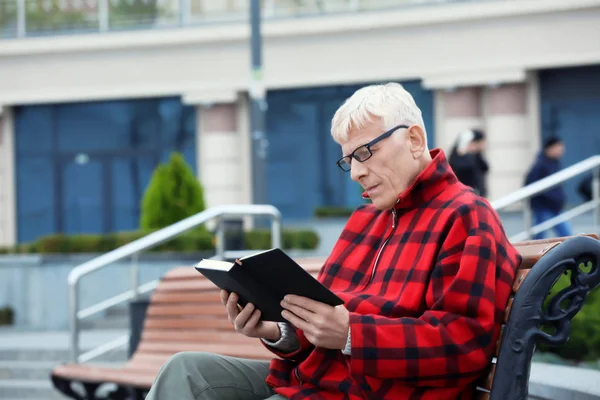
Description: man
xmin=146 ymin=83 xmax=521 ymax=399
xmin=449 ymin=129 xmax=490 ymax=197
xmin=524 ymin=137 xmax=573 ymax=239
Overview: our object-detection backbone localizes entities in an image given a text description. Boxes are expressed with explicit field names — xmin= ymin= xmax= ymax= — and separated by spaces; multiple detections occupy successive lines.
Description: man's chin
xmin=371 ymin=198 xmax=394 ymax=211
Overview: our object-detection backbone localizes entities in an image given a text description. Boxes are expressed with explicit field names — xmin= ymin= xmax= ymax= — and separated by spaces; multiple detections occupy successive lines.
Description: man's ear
xmin=407 ymin=125 xmax=427 ymax=158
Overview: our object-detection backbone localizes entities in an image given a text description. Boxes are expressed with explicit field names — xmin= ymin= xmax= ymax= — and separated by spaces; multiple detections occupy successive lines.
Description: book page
xmin=195 ymin=259 xmax=233 ymax=271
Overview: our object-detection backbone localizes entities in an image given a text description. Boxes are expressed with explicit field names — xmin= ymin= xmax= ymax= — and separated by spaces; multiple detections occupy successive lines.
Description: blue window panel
xmin=159 ymin=100 xmax=197 ymax=172
xmin=111 ymin=156 xmax=157 ymax=232
xmin=62 ymin=158 xmax=105 ymax=235
xmin=15 ymin=97 xmax=198 ymax=242
xmin=56 ymin=100 xmax=160 ymax=153
xmin=16 ymin=156 xmax=56 ymax=242
xmin=266 ymin=102 xmax=321 ymax=221
xmin=14 ymin=105 xmax=54 ymax=154
xmin=540 ymin=65 xmax=600 ymax=206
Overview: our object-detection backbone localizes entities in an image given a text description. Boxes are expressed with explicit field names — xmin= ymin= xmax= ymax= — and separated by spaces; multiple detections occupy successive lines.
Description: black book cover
xmin=194 ymin=248 xmax=343 ymax=322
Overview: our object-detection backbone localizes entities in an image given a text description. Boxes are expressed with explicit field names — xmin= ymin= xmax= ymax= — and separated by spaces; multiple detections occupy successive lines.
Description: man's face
xmin=547 ymin=142 xmax=565 ymax=159
xmin=339 ymin=119 xmax=424 ymax=210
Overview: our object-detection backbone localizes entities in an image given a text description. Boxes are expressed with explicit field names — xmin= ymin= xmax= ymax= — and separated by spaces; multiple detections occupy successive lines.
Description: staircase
xmin=0 ymin=328 xmax=128 ymax=399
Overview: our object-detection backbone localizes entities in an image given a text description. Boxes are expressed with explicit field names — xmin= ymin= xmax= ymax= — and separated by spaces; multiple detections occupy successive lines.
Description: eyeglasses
xmin=336 ymin=124 xmax=409 ymax=172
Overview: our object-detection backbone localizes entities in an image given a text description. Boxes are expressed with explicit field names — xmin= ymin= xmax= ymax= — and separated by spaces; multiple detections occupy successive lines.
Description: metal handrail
xmin=490 ymin=155 xmax=600 ymax=241
xmin=69 ymin=204 xmax=282 ymax=363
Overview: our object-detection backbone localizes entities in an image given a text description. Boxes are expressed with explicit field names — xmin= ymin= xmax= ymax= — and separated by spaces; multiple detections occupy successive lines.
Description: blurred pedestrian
xmin=449 ymin=129 xmax=489 ymax=197
xmin=524 ymin=136 xmax=573 ymax=239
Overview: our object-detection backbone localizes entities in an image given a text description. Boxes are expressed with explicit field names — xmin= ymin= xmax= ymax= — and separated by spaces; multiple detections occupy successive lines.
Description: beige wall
xmin=0 ymin=108 xmax=16 ymax=246
xmin=0 ymin=0 xmax=599 ymax=105
xmin=196 ymin=94 xmax=252 ymax=210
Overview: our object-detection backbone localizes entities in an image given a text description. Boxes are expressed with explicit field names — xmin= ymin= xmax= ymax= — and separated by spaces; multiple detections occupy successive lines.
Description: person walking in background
xmin=448 ymin=129 xmax=489 ymax=197
xmin=524 ymin=136 xmax=573 ymax=239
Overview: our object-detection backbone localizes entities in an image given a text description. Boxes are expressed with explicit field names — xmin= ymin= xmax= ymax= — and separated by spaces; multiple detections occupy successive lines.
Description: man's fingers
xmin=234 ymin=303 xmax=255 ymax=331
xmin=281 ymin=310 xmax=309 ymax=332
xmin=226 ymin=293 xmax=241 ymax=320
xmin=244 ymin=308 xmax=262 ymax=330
xmin=281 ymin=301 xmax=314 ymax=322
xmin=220 ymin=290 xmax=229 ymax=306
xmin=283 ymin=295 xmax=327 ymax=314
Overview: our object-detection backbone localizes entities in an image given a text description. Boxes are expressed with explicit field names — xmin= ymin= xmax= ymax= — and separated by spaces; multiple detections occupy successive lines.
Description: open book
xmin=194 ymin=248 xmax=343 ymax=322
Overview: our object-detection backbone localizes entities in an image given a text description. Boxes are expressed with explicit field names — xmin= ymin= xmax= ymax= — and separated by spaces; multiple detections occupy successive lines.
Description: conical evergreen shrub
xmin=140 ymin=152 xmax=206 ymax=231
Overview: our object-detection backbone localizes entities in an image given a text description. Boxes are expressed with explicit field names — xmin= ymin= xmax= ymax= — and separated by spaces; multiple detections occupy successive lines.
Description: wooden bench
xmin=51 ymin=235 xmax=600 ymax=400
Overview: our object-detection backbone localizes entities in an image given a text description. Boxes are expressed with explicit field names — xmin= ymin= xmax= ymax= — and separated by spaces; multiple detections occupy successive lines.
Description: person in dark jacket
xmin=578 ymin=174 xmax=593 ymax=202
xmin=524 ymin=137 xmax=573 ymax=239
xmin=449 ymin=129 xmax=489 ymax=197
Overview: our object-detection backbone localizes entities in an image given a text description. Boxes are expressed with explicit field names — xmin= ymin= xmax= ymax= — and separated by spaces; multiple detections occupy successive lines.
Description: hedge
xmin=0 ymin=228 xmax=320 ymax=254
xmin=538 ymin=261 xmax=600 ymax=362
xmin=314 ymin=206 xmax=355 ymax=218
xmin=0 ymin=306 xmax=14 ymax=326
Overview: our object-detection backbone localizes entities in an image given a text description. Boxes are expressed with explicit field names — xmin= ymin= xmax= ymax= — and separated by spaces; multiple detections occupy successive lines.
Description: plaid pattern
xmin=264 ymin=149 xmax=521 ymax=400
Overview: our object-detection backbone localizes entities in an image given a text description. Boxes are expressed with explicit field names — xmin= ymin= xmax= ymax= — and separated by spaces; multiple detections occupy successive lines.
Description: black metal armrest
xmin=490 ymin=235 xmax=600 ymax=400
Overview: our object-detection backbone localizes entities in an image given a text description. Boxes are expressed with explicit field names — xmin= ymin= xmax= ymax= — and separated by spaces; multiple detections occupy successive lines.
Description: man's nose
xmin=350 ymin=160 xmax=367 ymax=181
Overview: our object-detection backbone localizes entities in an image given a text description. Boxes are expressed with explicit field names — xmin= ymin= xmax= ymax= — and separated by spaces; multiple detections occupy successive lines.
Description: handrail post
xmin=98 ymin=0 xmax=109 ymax=32
xmin=215 ymin=217 xmax=225 ymax=260
xmin=523 ymin=199 xmax=533 ymax=240
xmin=593 ymin=167 xmax=600 ymax=229
xmin=131 ymin=253 xmax=139 ymax=301
xmin=69 ymin=279 xmax=80 ymax=363
xmin=16 ymin=0 xmax=26 ymax=37
xmin=271 ymin=213 xmax=282 ymax=249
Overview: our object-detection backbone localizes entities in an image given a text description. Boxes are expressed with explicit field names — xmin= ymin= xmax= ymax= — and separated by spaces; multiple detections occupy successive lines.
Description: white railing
xmin=490 ymin=155 xmax=600 ymax=242
xmin=69 ymin=204 xmax=282 ymax=363
xmin=0 ymin=0 xmax=495 ymax=40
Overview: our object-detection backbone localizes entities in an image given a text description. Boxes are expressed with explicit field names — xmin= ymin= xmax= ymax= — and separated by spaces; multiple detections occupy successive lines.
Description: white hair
xmin=330 ymin=82 xmax=427 ymax=145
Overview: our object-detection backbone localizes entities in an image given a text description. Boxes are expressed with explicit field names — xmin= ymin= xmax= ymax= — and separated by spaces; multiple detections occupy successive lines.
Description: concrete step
xmin=0 ymin=348 xmax=129 ymax=363
xmin=0 ymin=360 xmax=56 ymax=380
xmin=0 ymin=379 xmax=66 ymax=399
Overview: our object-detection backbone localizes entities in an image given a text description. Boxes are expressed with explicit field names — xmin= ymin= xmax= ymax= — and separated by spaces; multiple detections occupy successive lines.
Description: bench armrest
xmin=490 ymin=235 xmax=600 ymax=400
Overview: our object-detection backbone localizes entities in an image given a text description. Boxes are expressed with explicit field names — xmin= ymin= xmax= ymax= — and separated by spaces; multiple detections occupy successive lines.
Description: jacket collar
xmin=362 ymin=149 xmax=458 ymax=210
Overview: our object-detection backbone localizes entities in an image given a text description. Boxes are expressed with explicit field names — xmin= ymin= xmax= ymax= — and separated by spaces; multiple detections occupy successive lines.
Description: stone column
xmin=483 ymin=82 xmax=531 ymax=201
xmin=0 ymin=107 xmax=17 ymax=247
xmin=435 ymin=86 xmax=484 ymax=153
xmin=195 ymin=93 xmax=252 ymax=210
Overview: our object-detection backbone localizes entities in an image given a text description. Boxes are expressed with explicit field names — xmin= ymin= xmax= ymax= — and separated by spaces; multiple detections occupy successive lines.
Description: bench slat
xmin=150 ymin=292 xmax=222 ymax=304
xmin=136 ymin=342 xmax=273 ymax=360
xmin=141 ymin=329 xmax=249 ymax=344
xmin=144 ymin=318 xmax=233 ymax=330
xmin=53 ymin=364 xmax=157 ymax=388
xmin=146 ymin=304 xmax=226 ymax=317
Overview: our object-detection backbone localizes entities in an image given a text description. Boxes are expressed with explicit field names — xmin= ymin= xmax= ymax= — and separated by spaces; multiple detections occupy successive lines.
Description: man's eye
xmin=355 ymin=147 xmax=370 ymax=160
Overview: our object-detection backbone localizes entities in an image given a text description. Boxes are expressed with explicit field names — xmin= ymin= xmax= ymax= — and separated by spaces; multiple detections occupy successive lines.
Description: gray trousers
xmin=145 ymin=351 xmax=287 ymax=400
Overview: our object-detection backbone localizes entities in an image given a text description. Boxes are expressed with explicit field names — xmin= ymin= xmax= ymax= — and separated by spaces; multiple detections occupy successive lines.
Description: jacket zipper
xmin=369 ymin=208 xmax=398 ymax=283
xmin=294 ymin=367 xmax=302 ymax=385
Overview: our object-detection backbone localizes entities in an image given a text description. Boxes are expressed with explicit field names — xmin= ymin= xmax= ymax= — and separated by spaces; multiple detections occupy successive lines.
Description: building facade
xmin=1 ymin=0 xmax=600 ymax=245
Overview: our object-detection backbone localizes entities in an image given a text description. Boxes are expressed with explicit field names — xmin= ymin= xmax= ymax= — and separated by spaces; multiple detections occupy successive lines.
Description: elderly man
xmin=146 ymin=83 xmax=521 ymax=399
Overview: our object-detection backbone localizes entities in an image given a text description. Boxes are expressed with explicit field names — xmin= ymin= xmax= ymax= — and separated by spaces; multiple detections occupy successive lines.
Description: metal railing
xmin=490 ymin=155 xmax=600 ymax=242
xmin=68 ymin=204 xmax=282 ymax=363
xmin=0 ymin=0 xmax=495 ymax=40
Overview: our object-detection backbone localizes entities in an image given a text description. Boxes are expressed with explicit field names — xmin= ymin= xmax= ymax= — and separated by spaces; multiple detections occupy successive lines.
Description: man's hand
xmin=220 ymin=290 xmax=280 ymax=341
xmin=281 ymin=295 xmax=349 ymax=349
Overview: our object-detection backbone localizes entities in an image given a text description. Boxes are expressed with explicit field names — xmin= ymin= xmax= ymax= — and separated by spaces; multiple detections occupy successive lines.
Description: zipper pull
xmin=392 ymin=209 xmax=397 ymax=228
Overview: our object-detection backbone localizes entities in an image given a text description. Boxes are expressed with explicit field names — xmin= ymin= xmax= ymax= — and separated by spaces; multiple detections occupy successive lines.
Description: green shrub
xmin=140 ymin=152 xmax=206 ymax=232
xmin=10 ymin=228 xmax=320 ymax=255
xmin=314 ymin=206 xmax=355 ymax=219
xmin=0 ymin=306 xmax=14 ymax=326
xmin=538 ymin=262 xmax=600 ymax=362
xmin=245 ymin=229 xmax=320 ymax=250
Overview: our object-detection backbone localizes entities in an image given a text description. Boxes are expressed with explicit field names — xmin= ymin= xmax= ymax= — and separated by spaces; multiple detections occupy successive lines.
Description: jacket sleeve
xmin=261 ymin=325 xmax=315 ymax=362
xmin=525 ymin=161 xmax=544 ymax=185
xmin=347 ymin=208 xmax=518 ymax=387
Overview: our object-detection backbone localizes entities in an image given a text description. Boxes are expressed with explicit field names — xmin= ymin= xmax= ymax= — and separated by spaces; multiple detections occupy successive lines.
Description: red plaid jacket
xmin=264 ymin=149 xmax=521 ymax=399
